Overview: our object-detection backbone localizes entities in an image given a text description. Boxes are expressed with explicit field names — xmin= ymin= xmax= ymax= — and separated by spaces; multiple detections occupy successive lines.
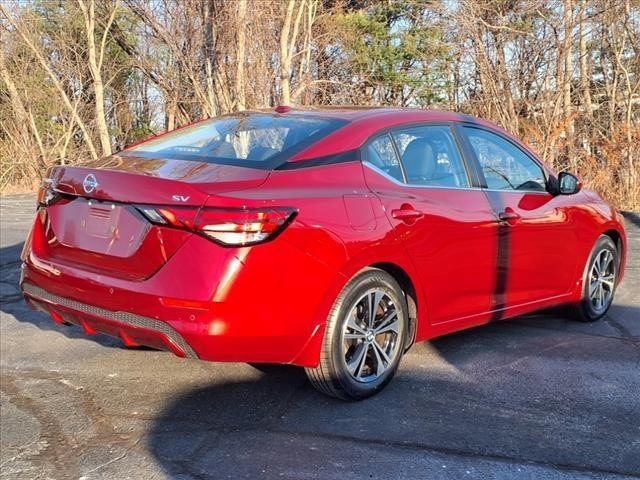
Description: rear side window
xmin=122 ymin=114 xmax=346 ymax=169
xmin=392 ymin=126 xmax=469 ymax=188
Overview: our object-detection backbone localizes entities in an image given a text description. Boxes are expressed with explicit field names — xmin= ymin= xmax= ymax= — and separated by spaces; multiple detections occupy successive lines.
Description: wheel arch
xmin=602 ymin=228 xmax=626 ymax=284
xmin=290 ymin=257 xmax=424 ymax=367
xmin=370 ymin=262 xmax=418 ymax=350
xmin=603 ymin=228 xmax=622 ymax=253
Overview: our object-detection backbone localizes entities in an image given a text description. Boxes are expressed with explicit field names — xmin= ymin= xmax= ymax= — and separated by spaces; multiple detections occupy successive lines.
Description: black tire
xmin=571 ymin=235 xmax=619 ymax=322
xmin=305 ymin=268 xmax=408 ymax=401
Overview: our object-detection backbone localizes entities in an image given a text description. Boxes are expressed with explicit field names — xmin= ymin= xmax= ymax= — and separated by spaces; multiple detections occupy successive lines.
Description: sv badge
xmin=172 ymin=195 xmax=190 ymax=202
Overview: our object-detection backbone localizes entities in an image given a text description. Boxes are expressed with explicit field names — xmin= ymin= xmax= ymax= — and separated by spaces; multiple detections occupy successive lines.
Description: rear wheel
xmin=571 ymin=235 xmax=619 ymax=322
xmin=305 ymin=269 xmax=407 ymax=401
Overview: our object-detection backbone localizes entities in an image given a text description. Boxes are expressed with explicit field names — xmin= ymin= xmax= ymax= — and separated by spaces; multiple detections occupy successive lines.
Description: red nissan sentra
xmin=21 ymin=107 xmax=627 ymax=400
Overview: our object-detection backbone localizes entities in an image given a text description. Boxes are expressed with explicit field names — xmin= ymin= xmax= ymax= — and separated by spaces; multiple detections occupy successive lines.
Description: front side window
xmin=392 ymin=126 xmax=469 ymax=188
xmin=463 ymin=127 xmax=546 ymax=192
xmin=122 ymin=114 xmax=346 ymax=169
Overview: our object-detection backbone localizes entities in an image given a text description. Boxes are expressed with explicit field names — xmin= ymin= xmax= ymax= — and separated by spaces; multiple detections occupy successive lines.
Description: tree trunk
xmin=235 ymin=0 xmax=247 ymax=110
xmin=495 ymin=33 xmax=518 ymax=131
xmin=279 ymin=0 xmax=304 ymax=105
xmin=166 ymin=98 xmax=176 ymax=132
xmin=79 ymin=0 xmax=114 ymax=157
xmin=562 ymin=0 xmax=575 ymax=167
xmin=279 ymin=0 xmax=296 ymax=105
xmin=202 ymin=0 xmax=217 ymax=116
xmin=579 ymin=5 xmax=593 ymax=119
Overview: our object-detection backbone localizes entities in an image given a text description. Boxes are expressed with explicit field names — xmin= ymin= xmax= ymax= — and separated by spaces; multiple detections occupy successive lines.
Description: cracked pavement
xmin=1 ymin=193 xmax=639 ymax=479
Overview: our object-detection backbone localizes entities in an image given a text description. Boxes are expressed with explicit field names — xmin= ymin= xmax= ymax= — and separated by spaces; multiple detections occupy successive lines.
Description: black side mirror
xmin=559 ymin=172 xmax=581 ymax=195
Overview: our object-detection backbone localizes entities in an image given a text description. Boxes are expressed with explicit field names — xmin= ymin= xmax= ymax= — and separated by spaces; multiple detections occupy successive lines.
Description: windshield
xmin=121 ymin=113 xmax=347 ymax=169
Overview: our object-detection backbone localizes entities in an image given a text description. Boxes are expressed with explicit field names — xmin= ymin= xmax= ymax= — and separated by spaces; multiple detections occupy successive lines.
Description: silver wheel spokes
xmin=589 ymin=249 xmax=615 ymax=312
xmin=343 ymin=289 xmax=401 ymax=383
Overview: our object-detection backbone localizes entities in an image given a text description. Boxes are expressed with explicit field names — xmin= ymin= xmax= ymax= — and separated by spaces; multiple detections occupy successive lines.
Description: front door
xmin=461 ymin=126 xmax=579 ymax=308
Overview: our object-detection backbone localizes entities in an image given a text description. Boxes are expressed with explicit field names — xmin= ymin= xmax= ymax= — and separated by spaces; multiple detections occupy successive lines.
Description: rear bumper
xmin=22 ymin=283 xmax=198 ymax=359
xmin=20 ymin=223 xmax=339 ymax=366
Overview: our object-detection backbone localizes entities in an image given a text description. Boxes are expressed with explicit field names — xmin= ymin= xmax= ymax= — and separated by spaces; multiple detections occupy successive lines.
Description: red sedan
xmin=21 ymin=107 xmax=627 ymax=400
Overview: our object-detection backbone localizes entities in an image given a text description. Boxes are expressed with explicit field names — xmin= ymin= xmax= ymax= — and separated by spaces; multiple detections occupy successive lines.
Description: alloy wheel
xmin=589 ymin=248 xmax=616 ymax=313
xmin=341 ymin=288 xmax=402 ymax=383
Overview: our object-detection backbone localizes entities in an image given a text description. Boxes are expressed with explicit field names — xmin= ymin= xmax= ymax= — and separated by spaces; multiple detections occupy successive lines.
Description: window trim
xmin=362 ymin=162 xmax=551 ymax=196
xmin=361 ymin=122 xmax=475 ymax=190
xmin=388 ymin=132 xmax=409 ymax=183
xmin=459 ymin=124 xmax=551 ymax=194
xmin=363 ymin=162 xmax=485 ymax=191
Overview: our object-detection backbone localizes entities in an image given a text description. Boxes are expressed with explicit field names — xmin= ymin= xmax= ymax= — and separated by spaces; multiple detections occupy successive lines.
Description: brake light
xmin=196 ymin=207 xmax=296 ymax=246
xmin=137 ymin=206 xmax=296 ymax=247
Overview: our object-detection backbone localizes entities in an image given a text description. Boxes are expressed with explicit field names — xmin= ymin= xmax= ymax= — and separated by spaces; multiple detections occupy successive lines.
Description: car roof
xmin=275 ymin=106 xmax=507 ymax=162
xmin=265 ymin=106 xmax=477 ymax=122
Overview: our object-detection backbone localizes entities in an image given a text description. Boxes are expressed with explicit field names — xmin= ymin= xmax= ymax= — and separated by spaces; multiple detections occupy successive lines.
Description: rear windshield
xmin=121 ymin=113 xmax=347 ymax=169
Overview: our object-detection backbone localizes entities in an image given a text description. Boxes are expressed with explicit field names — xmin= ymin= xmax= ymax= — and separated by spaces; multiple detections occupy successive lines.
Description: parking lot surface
xmin=1 ymin=193 xmax=639 ymax=479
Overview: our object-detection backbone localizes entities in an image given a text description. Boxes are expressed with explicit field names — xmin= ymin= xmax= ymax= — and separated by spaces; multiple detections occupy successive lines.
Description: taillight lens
xmin=138 ymin=206 xmax=198 ymax=229
xmin=137 ymin=206 xmax=296 ymax=247
xmin=195 ymin=207 xmax=296 ymax=246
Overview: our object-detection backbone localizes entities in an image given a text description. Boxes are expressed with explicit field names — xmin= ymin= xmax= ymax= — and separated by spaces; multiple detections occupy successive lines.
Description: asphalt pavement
xmin=1 ymin=193 xmax=639 ymax=480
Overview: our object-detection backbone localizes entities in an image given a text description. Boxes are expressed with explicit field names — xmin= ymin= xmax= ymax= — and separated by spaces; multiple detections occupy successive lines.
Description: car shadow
xmin=145 ymin=306 xmax=640 ymax=479
xmin=3 ymin=239 xmax=639 ymax=477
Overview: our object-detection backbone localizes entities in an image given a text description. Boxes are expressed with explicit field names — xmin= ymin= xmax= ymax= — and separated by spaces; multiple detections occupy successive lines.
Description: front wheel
xmin=305 ymin=269 xmax=408 ymax=401
xmin=571 ymin=235 xmax=619 ymax=322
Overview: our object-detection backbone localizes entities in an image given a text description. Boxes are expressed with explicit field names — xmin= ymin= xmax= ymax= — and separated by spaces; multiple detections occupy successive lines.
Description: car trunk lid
xmin=34 ymin=156 xmax=269 ymax=279
xmin=47 ymin=155 xmax=270 ymax=205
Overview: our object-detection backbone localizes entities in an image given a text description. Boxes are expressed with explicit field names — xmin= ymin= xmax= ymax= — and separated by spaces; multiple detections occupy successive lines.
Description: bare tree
xmin=235 ymin=0 xmax=247 ymax=110
xmin=0 ymin=3 xmax=99 ymax=159
xmin=78 ymin=0 xmax=119 ymax=157
xmin=0 ymin=0 xmax=637 ymax=207
xmin=562 ymin=0 xmax=575 ymax=165
xmin=279 ymin=0 xmax=305 ymax=105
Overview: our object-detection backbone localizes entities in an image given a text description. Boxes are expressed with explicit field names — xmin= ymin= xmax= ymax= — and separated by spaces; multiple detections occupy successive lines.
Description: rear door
xmin=362 ymin=123 xmax=498 ymax=325
xmin=460 ymin=125 xmax=579 ymax=307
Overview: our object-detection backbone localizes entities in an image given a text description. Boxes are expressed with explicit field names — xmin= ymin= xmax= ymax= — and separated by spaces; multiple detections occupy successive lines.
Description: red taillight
xmin=156 ymin=207 xmax=198 ymax=229
xmin=195 ymin=207 xmax=296 ymax=246
xmin=137 ymin=206 xmax=296 ymax=247
xmin=136 ymin=206 xmax=198 ymax=228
